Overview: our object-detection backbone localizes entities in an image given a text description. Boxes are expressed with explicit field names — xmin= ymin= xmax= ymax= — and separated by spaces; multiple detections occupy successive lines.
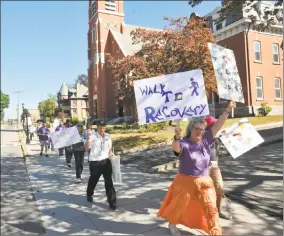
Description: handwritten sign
xmin=133 ymin=69 xmax=209 ymax=125
xmin=50 ymin=126 xmax=81 ymax=149
xmin=208 ymin=43 xmax=245 ymax=103
xmin=219 ymin=118 xmax=264 ymax=159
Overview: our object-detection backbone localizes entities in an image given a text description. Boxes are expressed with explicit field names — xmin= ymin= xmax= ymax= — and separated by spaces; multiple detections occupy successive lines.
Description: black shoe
xmin=109 ymin=204 xmax=116 ymax=211
xmin=87 ymin=196 xmax=93 ymax=202
xmin=45 ymin=154 xmax=49 ymax=157
xmin=40 ymin=152 xmax=43 ymax=156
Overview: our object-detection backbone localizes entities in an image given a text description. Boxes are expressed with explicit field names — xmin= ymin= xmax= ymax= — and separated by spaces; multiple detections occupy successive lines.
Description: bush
xmin=257 ymin=102 xmax=272 ymax=116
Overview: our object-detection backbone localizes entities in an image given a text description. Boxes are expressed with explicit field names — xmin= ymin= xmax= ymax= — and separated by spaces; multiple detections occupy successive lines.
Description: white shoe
xmin=168 ymin=224 xmax=181 ymax=235
xmin=76 ymin=178 xmax=82 ymax=183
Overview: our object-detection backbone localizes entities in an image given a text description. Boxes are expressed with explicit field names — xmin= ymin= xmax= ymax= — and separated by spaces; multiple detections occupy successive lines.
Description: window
xmin=256 ymin=77 xmax=263 ymax=99
xmin=274 ymin=78 xmax=281 ymax=99
xmin=90 ymin=1 xmax=97 ymax=19
xmin=91 ymin=27 xmax=96 ymax=43
xmin=272 ymin=43 xmax=280 ymax=63
xmin=105 ymin=0 xmax=116 ymax=11
xmin=254 ymin=41 xmax=262 ymax=62
xmin=216 ymin=23 xmax=222 ymax=30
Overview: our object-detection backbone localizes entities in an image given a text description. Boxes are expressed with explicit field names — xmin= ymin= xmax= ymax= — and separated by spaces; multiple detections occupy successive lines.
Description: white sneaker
xmin=168 ymin=224 xmax=181 ymax=235
xmin=76 ymin=178 xmax=82 ymax=183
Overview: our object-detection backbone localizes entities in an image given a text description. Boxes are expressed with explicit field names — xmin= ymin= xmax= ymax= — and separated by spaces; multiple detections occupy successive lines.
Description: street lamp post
xmin=22 ymin=103 xmax=30 ymax=144
xmin=14 ymin=91 xmax=24 ymax=130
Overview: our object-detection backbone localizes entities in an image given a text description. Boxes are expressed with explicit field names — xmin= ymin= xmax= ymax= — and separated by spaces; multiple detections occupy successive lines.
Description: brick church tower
xmin=88 ymin=0 xmax=125 ymax=119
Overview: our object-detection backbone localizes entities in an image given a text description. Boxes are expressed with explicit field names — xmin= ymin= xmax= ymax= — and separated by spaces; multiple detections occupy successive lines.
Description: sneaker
xmin=76 ymin=178 xmax=82 ymax=183
xmin=219 ymin=212 xmax=232 ymax=220
xmin=45 ymin=154 xmax=49 ymax=157
xmin=87 ymin=196 xmax=93 ymax=202
xmin=109 ymin=204 xmax=116 ymax=211
xmin=60 ymin=155 xmax=64 ymax=159
xmin=40 ymin=152 xmax=43 ymax=156
xmin=67 ymin=163 xmax=72 ymax=168
xmin=168 ymin=224 xmax=181 ymax=236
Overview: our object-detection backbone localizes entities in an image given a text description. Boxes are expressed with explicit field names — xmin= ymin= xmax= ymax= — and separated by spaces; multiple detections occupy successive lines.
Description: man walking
xmin=37 ymin=122 xmax=50 ymax=157
xmin=65 ymin=119 xmax=73 ymax=168
xmin=84 ymin=121 xmax=116 ymax=210
xmin=55 ymin=120 xmax=65 ymax=157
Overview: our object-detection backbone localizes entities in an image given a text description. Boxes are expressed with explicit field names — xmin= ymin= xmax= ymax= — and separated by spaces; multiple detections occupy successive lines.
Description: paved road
xmin=219 ymin=141 xmax=283 ymax=219
xmin=0 ymin=125 xmax=45 ymax=235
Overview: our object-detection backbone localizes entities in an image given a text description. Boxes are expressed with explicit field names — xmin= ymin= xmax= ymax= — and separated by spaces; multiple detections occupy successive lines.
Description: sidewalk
xmin=24 ymin=138 xmax=282 ymax=235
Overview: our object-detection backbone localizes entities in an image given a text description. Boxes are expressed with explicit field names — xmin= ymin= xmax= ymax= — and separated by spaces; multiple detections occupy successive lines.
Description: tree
xmin=74 ymin=74 xmax=88 ymax=88
xmin=106 ymin=17 xmax=217 ymax=116
xmin=189 ymin=0 xmax=283 ymax=31
xmin=38 ymin=95 xmax=57 ymax=120
xmin=0 ymin=90 xmax=10 ymax=121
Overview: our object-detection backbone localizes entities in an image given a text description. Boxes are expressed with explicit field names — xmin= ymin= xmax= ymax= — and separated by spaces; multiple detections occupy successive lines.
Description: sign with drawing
xmin=50 ymin=126 xmax=82 ymax=149
xmin=208 ymin=43 xmax=245 ymax=103
xmin=219 ymin=118 xmax=264 ymax=159
xmin=133 ymin=69 xmax=209 ymax=125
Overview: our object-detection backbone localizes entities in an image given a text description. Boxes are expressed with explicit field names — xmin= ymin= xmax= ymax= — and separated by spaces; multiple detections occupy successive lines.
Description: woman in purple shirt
xmin=157 ymin=100 xmax=236 ymax=236
xmin=38 ymin=123 xmax=51 ymax=157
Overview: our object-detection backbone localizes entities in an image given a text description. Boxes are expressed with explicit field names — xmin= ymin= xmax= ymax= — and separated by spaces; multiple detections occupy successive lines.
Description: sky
xmin=1 ymin=0 xmax=221 ymax=120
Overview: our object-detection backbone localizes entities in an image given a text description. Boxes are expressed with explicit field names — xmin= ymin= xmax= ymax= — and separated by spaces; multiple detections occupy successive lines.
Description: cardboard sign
xmin=133 ymin=69 xmax=209 ymax=125
xmin=208 ymin=43 xmax=245 ymax=103
xmin=219 ymin=118 xmax=264 ymax=158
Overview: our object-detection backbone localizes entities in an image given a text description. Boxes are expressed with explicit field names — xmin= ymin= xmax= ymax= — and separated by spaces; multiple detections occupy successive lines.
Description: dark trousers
xmin=74 ymin=151 xmax=85 ymax=178
xmin=58 ymin=148 xmax=64 ymax=156
xmin=65 ymin=147 xmax=73 ymax=164
xmin=87 ymin=158 xmax=116 ymax=205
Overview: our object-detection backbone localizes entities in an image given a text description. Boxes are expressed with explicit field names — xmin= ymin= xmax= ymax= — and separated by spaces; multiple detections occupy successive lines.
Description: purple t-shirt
xmin=178 ymin=130 xmax=214 ymax=177
xmin=55 ymin=125 xmax=65 ymax=132
xmin=38 ymin=127 xmax=50 ymax=141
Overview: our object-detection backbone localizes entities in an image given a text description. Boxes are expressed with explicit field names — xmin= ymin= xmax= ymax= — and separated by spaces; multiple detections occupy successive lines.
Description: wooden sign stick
xmin=231 ymin=107 xmax=235 ymax=118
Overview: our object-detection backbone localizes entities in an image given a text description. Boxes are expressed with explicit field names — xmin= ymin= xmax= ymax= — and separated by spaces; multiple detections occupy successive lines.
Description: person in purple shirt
xmin=55 ymin=120 xmax=65 ymax=157
xmin=157 ymin=100 xmax=236 ymax=236
xmin=38 ymin=123 xmax=51 ymax=157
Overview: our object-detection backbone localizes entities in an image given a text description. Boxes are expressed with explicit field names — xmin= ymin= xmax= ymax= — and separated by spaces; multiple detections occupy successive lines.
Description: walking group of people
xmin=37 ymin=119 xmax=117 ymax=211
xmin=34 ymin=100 xmax=235 ymax=234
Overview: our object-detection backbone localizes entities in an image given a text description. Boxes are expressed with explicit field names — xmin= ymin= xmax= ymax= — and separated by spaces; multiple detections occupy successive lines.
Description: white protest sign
xmin=53 ymin=118 xmax=60 ymax=128
xmin=133 ymin=69 xmax=209 ymax=125
xmin=50 ymin=126 xmax=81 ymax=149
xmin=208 ymin=43 xmax=245 ymax=103
xmin=219 ymin=118 xmax=264 ymax=159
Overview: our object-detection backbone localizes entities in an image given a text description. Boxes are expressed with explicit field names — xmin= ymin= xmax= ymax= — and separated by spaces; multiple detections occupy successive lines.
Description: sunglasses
xmin=193 ymin=126 xmax=205 ymax=132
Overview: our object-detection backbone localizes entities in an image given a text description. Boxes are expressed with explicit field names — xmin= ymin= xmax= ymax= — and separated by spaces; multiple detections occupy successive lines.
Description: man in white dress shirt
xmin=84 ymin=120 xmax=116 ymax=210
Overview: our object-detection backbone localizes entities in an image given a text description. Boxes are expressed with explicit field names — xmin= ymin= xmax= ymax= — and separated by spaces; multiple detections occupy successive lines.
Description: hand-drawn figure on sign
xmin=189 ymin=78 xmax=199 ymax=96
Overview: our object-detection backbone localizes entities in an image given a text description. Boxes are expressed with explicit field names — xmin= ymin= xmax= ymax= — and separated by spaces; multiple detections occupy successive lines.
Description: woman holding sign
xmin=157 ymin=101 xmax=236 ymax=235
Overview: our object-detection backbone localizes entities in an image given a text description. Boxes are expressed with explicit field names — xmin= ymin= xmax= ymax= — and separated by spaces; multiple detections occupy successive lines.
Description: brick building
xmin=206 ymin=2 xmax=283 ymax=116
xmin=87 ymin=0 xmax=161 ymax=119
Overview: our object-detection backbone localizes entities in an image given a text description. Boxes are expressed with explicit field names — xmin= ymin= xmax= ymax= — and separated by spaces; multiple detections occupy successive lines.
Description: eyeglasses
xmin=193 ymin=126 xmax=205 ymax=132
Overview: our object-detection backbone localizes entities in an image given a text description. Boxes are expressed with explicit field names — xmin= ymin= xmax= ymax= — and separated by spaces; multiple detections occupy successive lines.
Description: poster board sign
xmin=133 ymin=69 xmax=209 ymax=125
xmin=50 ymin=126 xmax=81 ymax=149
xmin=208 ymin=43 xmax=245 ymax=103
xmin=219 ymin=118 xmax=264 ymax=158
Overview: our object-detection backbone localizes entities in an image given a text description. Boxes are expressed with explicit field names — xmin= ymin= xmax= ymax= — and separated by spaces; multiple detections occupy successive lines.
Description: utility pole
xmin=14 ymin=91 xmax=24 ymax=130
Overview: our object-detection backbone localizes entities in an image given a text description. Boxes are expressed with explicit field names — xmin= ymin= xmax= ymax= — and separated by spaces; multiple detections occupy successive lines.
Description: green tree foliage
xmin=38 ymin=95 xmax=57 ymax=119
xmin=189 ymin=0 xmax=283 ymax=31
xmin=0 ymin=90 xmax=10 ymax=121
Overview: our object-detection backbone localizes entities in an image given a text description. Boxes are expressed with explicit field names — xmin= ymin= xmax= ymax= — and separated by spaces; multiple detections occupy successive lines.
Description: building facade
xmin=57 ymin=82 xmax=89 ymax=120
xmin=88 ymin=0 xmax=158 ymax=119
xmin=206 ymin=2 xmax=283 ymax=116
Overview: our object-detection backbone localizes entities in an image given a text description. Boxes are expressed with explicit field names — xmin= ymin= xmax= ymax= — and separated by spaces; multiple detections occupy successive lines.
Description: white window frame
xmin=256 ymin=77 xmax=264 ymax=100
xmin=254 ymin=41 xmax=262 ymax=62
xmin=272 ymin=43 xmax=280 ymax=64
xmin=274 ymin=78 xmax=282 ymax=99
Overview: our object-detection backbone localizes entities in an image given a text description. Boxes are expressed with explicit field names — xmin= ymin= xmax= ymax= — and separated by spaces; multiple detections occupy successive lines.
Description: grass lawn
xmin=112 ymin=115 xmax=283 ymax=153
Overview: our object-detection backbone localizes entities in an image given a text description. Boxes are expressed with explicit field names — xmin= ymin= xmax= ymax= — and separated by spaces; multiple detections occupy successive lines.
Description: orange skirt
xmin=157 ymin=173 xmax=222 ymax=235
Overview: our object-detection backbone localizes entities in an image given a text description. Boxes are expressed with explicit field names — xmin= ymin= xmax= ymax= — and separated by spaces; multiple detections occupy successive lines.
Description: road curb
xmin=147 ymin=136 xmax=283 ymax=173
xmin=18 ymin=131 xmax=28 ymax=158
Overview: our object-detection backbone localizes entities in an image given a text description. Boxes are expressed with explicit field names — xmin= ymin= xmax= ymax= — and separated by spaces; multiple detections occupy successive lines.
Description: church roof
xmin=110 ymin=24 xmax=162 ymax=56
